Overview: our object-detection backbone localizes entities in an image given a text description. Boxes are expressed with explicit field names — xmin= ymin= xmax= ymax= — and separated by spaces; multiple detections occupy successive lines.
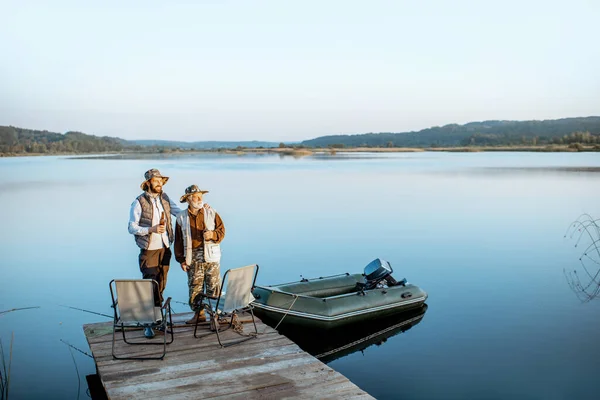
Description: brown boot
xmin=186 ymin=309 xmax=206 ymax=324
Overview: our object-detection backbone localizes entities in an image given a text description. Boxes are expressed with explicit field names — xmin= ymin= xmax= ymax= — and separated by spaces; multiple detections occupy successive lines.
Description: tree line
xmin=3 ymin=116 xmax=600 ymax=155
xmin=463 ymin=131 xmax=600 ymax=146
xmin=0 ymin=125 xmax=278 ymax=155
xmin=301 ymin=117 xmax=600 ymax=148
xmin=0 ymin=126 xmax=127 ymax=155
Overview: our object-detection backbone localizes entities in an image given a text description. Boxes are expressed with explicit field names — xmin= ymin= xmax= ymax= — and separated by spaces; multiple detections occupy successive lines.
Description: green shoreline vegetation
xmin=3 ymin=143 xmax=600 ymax=159
xmin=2 ymin=116 xmax=600 ymax=157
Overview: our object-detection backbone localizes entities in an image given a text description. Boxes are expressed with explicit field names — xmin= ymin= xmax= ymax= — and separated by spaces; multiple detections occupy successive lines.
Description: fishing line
xmin=63 ymin=342 xmax=81 ymax=400
xmin=59 ymin=340 xmax=93 ymax=359
xmin=564 ymin=215 xmax=600 ymax=302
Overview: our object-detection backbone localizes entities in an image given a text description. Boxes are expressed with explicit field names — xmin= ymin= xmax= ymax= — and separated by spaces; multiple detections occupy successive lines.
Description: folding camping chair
xmin=109 ymin=279 xmax=174 ymax=360
xmin=194 ymin=264 xmax=259 ymax=347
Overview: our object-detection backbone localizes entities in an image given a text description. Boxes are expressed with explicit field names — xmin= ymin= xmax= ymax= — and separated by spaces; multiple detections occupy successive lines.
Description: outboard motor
xmin=361 ymin=258 xmax=406 ymax=290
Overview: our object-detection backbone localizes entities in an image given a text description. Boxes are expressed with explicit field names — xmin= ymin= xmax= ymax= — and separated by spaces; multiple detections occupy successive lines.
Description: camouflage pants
xmin=187 ymin=247 xmax=221 ymax=311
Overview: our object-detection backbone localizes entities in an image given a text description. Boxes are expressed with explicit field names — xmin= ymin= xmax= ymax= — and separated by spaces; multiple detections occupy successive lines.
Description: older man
xmin=174 ymin=185 xmax=226 ymax=325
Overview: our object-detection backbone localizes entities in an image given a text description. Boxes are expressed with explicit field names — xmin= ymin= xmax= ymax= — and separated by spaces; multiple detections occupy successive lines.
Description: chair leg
xmin=194 ymin=310 xmax=231 ymax=341
xmin=120 ymin=325 xmax=147 ymax=345
xmin=112 ymin=321 xmax=170 ymax=360
xmin=220 ymin=311 xmax=259 ymax=348
xmin=161 ymin=320 xmax=167 ymax=360
xmin=193 ymin=310 xmax=258 ymax=348
xmin=194 ymin=310 xmax=202 ymax=338
xmin=111 ymin=324 xmax=117 ymax=359
xmin=214 ymin=317 xmax=223 ymax=347
xmin=248 ymin=307 xmax=258 ymax=336
xmin=166 ymin=305 xmax=174 ymax=345
xmin=194 ymin=306 xmax=213 ymax=339
xmin=120 ymin=323 xmax=130 ymax=344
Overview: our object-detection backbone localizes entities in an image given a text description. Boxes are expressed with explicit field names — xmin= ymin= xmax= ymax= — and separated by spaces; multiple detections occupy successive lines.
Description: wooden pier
xmin=83 ymin=312 xmax=374 ymax=399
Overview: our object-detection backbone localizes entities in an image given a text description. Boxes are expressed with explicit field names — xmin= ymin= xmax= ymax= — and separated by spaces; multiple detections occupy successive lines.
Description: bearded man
xmin=174 ymin=185 xmax=225 ymax=325
xmin=127 ymin=169 xmax=183 ymax=338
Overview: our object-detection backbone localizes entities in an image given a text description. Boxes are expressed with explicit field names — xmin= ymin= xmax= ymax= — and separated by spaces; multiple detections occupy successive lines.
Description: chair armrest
xmin=162 ymin=297 xmax=172 ymax=310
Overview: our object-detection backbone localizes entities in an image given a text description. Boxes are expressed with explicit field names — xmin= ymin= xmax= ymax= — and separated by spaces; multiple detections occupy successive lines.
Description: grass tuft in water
xmin=0 ymin=333 xmax=13 ymax=400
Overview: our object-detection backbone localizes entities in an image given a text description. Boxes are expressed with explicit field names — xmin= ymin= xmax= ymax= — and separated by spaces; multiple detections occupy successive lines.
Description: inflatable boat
xmin=251 ymin=258 xmax=428 ymax=328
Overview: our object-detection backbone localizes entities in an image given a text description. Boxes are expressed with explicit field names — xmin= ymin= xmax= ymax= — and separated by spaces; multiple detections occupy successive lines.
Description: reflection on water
xmin=1 ymin=152 xmax=600 ymax=399
xmin=69 ymin=152 xmax=248 ymax=161
xmin=481 ymin=166 xmax=600 ymax=174
xmin=564 ymin=214 xmax=600 ymax=302
xmin=272 ymin=305 xmax=428 ymax=364
xmin=73 ymin=151 xmax=415 ymax=162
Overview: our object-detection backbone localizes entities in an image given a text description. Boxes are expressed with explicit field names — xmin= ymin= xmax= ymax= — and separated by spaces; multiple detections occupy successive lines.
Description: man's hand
xmin=203 ymin=203 xmax=211 ymax=210
xmin=180 ymin=263 xmax=189 ymax=272
xmin=149 ymin=224 xmax=166 ymax=234
xmin=203 ymin=230 xmax=215 ymax=241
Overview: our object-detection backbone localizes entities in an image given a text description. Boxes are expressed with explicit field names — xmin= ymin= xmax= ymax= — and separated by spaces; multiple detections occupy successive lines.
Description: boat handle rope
xmin=260 ymin=294 xmax=300 ymax=333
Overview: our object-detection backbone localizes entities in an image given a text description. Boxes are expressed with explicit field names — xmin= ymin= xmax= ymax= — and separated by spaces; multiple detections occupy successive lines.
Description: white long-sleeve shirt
xmin=128 ymin=193 xmax=182 ymax=250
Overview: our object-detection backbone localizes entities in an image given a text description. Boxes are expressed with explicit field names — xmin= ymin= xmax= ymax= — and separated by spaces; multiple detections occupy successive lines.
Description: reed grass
xmin=0 ymin=334 xmax=13 ymax=400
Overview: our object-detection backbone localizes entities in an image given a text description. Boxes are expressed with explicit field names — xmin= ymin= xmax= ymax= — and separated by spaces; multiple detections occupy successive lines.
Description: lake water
xmin=1 ymin=151 xmax=600 ymax=400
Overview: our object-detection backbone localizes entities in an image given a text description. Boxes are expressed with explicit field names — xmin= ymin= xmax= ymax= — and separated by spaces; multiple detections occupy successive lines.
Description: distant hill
xmin=130 ymin=139 xmax=281 ymax=149
xmin=0 ymin=125 xmax=283 ymax=155
xmin=0 ymin=126 xmax=128 ymax=155
xmin=3 ymin=116 xmax=600 ymax=156
xmin=301 ymin=117 xmax=600 ymax=148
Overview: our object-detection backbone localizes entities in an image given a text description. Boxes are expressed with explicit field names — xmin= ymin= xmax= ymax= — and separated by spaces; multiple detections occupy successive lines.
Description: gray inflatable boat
xmin=251 ymin=258 xmax=428 ymax=328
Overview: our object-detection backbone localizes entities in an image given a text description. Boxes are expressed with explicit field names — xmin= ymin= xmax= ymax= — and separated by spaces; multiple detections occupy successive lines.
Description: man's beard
xmin=189 ymin=201 xmax=203 ymax=210
xmin=149 ymin=184 xmax=162 ymax=194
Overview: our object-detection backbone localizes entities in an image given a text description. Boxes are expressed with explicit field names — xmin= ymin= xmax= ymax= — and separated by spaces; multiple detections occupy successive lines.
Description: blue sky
xmin=1 ymin=0 xmax=599 ymax=141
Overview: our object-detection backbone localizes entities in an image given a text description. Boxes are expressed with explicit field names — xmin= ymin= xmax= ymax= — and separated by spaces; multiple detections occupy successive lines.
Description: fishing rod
xmin=59 ymin=305 xmax=112 ymax=319
xmin=0 ymin=306 xmax=40 ymax=316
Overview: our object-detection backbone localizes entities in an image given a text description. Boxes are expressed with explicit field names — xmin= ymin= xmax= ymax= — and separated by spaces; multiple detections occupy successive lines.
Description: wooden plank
xmin=100 ymin=343 xmax=303 ymax=382
xmin=93 ymin=330 xmax=284 ymax=365
xmin=102 ymin=356 xmax=355 ymax=399
xmin=83 ymin=312 xmax=375 ymax=400
xmin=88 ymin=319 xmax=275 ymax=353
xmin=105 ymin=355 xmax=317 ymax=398
xmin=85 ymin=318 xmax=266 ymax=345
xmin=97 ymin=335 xmax=294 ymax=372
xmin=89 ymin=326 xmax=281 ymax=369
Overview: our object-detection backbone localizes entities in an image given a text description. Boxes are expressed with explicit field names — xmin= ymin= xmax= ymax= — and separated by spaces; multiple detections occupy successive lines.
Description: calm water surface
xmin=1 ymin=152 xmax=600 ymax=399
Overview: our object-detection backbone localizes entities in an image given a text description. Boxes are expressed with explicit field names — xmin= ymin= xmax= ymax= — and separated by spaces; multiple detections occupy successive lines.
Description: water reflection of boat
xmin=251 ymin=258 xmax=428 ymax=329
xmin=274 ymin=305 xmax=428 ymax=363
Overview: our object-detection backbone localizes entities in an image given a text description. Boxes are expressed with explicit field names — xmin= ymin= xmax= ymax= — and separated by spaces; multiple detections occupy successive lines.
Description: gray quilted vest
xmin=134 ymin=192 xmax=174 ymax=249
